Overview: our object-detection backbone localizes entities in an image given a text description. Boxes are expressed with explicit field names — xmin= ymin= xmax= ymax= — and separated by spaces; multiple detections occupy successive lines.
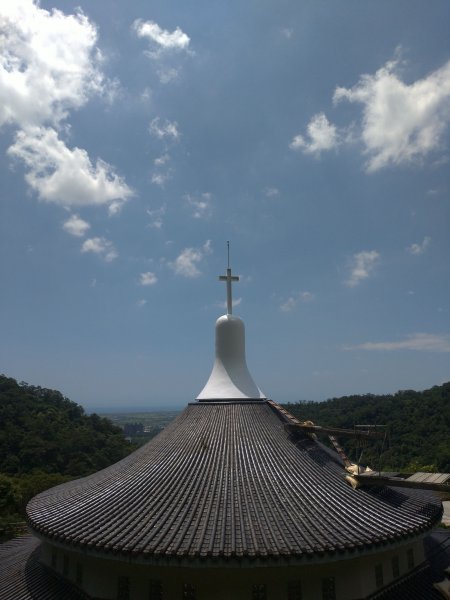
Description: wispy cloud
xmin=81 ymin=237 xmax=117 ymax=262
xmin=151 ymin=171 xmax=172 ymax=188
xmin=62 ymin=214 xmax=90 ymax=237
xmin=280 ymin=28 xmax=294 ymax=40
xmin=169 ymin=240 xmax=212 ymax=278
xmin=149 ymin=118 xmax=180 ymax=142
xmin=146 ymin=205 xmax=166 ymax=229
xmin=154 ymin=153 xmax=170 ymax=167
xmin=345 ymin=333 xmax=450 ymax=353
xmin=345 ymin=250 xmax=380 ymax=287
xmin=184 ymin=193 xmax=212 ymax=219
xmin=407 ymin=236 xmax=431 ymax=255
xmin=290 ymin=113 xmax=339 ymax=156
xmin=215 ymin=297 xmax=242 ymax=311
xmin=263 ymin=187 xmax=280 ymax=198
xmin=280 ymin=291 xmax=314 ymax=312
xmin=139 ymin=271 xmax=157 ymax=286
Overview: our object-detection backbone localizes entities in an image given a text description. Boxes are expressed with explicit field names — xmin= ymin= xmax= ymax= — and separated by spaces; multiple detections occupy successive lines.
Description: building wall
xmin=40 ymin=538 xmax=425 ymax=600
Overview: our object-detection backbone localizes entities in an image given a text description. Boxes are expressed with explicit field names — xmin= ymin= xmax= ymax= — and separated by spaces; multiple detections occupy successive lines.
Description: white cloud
xmin=151 ymin=171 xmax=172 ymax=187
xmin=407 ymin=236 xmax=431 ymax=255
xmin=290 ymin=113 xmax=339 ymax=156
xmin=139 ymin=271 xmax=157 ymax=286
xmin=133 ymin=20 xmax=190 ymax=53
xmin=334 ymin=58 xmax=450 ymax=171
xmin=0 ymin=0 xmax=103 ymax=130
xmin=81 ymin=237 xmax=117 ymax=262
xmin=154 ymin=153 xmax=170 ymax=167
xmin=263 ymin=187 xmax=280 ymax=198
xmin=136 ymin=299 xmax=147 ymax=308
xmin=0 ymin=1 xmax=133 ymax=215
xmin=133 ymin=20 xmax=191 ymax=83
xmin=8 ymin=127 xmax=132 ymax=211
xmin=345 ymin=333 xmax=450 ymax=353
xmin=157 ymin=67 xmax=180 ymax=84
xmin=63 ymin=214 xmax=90 ymax=237
xmin=215 ymin=297 xmax=242 ymax=310
xmin=185 ymin=193 xmax=212 ymax=219
xmin=146 ymin=205 xmax=166 ymax=229
xmin=280 ymin=291 xmax=314 ymax=312
xmin=149 ymin=118 xmax=180 ymax=142
xmin=281 ymin=28 xmax=294 ymax=40
xmin=280 ymin=297 xmax=297 ymax=313
xmin=345 ymin=250 xmax=380 ymax=287
xmin=140 ymin=87 xmax=152 ymax=103
xmin=169 ymin=240 xmax=212 ymax=278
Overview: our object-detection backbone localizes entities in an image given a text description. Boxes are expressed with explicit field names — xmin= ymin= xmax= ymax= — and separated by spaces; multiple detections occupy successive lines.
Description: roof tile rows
xmin=27 ymin=402 xmax=442 ymax=561
xmin=0 ymin=536 xmax=87 ymax=600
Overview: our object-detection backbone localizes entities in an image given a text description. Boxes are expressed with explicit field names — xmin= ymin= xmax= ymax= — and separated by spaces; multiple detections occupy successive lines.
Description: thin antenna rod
xmin=227 ymin=241 xmax=230 ymax=268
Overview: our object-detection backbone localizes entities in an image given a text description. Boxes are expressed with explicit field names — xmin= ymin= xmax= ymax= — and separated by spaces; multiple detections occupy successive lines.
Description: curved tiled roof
xmin=0 ymin=536 xmax=88 ymax=600
xmin=27 ymin=401 xmax=442 ymax=562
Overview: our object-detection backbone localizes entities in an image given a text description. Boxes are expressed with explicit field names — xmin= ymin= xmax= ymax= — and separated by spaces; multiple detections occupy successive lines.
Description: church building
xmin=1 ymin=263 xmax=449 ymax=599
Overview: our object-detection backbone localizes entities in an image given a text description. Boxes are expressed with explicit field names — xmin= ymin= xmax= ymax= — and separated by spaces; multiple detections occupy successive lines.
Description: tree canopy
xmin=284 ymin=382 xmax=450 ymax=473
xmin=0 ymin=374 xmax=135 ymax=537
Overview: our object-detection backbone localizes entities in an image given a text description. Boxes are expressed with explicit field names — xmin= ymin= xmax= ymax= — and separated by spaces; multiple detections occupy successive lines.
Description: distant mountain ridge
xmin=284 ymin=382 xmax=450 ymax=473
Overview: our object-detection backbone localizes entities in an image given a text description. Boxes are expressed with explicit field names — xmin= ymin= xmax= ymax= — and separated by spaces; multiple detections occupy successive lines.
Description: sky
xmin=1 ymin=0 xmax=449 ymax=411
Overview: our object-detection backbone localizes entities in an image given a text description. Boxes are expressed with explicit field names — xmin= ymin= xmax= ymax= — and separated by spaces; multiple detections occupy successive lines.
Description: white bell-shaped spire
xmin=196 ymin=314 xmax=265 ymax=401
xmin=196 ymin=249 xmax=265 ymax=401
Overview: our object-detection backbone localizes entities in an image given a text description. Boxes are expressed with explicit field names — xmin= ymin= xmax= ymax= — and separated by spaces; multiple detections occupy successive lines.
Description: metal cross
xmin=219 ymin=242 xmax=239 ymax=314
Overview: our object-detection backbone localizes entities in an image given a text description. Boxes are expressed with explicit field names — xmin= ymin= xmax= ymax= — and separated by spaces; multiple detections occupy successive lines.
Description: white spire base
xmin=196 ymin=314 xmax=266 ymax=401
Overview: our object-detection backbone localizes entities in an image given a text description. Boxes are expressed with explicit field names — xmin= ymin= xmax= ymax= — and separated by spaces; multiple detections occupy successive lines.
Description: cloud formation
xmin=151 ymin=171 xmax=172 ymax=188
xmin=81 ymin=237 xmax=117 ymax=262
xmin=334 ymin=58 xmax=450 ymax=171
xmin=139 ymin=271 xmax=158 ymax=286
xmin=263 ymin=187 xmax=280 ymax=198
xmin=345 ymin=250 xmax=380 ymax=287
xmin=149 ymin=118 xmax=180 ymax=142
xmin=146 ymin=205 xmax=166 ymax=229
xmin=345 ymin=333 xmax=450 ymax=353
xmin=185 ymin=193 xmax=212 ymax=219
xmin=133 ymin=20 xmax=190 ymax=53
xmin=0 ymin=1 xmax=132 ymax=215
xmin=0 ymin=1 xmax=102 ymax=129
xmin=292 ymin=57 xmax=450 ymax=171
xmin=133 ymin=19 xmax=191 ymax=83
xmin=8 ymin=127 xmax=132 ymax=212
xmin=280 ymin=291 xmax=314 ymax=312
xmin=407 ymin=236 xmax=431 ymax=255
xmin=63 ymin=214 xmax=90 ymax=237
xmin=169 ymin=241 xmax=212 ymax=278
xmin=290 ymin=113 xmax=339 ymax=156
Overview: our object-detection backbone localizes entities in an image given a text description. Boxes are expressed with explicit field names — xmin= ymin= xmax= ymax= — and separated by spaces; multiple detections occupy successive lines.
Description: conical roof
xmin=27 ymin=399 xmax=442 ymax=563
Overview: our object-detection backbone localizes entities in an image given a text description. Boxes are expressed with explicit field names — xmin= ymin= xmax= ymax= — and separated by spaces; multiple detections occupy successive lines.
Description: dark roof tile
xmin=27 ymin=402 xmax=442 ymax=561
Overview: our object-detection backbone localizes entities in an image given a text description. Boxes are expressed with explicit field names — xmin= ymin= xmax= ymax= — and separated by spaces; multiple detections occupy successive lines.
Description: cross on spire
xmin=219 ymin=242 xmax=239 ymax=314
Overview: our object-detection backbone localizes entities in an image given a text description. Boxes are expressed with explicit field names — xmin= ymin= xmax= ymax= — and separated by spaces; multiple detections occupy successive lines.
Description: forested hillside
xmin=284 ymin=382 xmax=450 ymax=473
xmin=0 ymin=375 xmax=134 ymax=536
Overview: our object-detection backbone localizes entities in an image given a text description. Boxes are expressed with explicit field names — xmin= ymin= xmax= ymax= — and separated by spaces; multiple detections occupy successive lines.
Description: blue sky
xmin=1 ymin=0 xmax=449 ymax=410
